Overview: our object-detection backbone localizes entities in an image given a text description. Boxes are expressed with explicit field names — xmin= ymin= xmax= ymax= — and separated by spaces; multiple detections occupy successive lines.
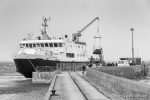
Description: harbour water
xmin=0 ymin=62 xmax=49 ymax=100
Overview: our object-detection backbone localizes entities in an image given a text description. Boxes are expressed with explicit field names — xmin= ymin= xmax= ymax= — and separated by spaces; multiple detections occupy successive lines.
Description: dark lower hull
xmin=14 ymin=59 xmax=88 ymax=78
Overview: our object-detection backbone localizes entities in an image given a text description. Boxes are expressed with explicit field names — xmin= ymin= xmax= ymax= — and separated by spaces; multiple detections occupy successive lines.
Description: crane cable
xmin=97 ymin=18 xmax=99 ymax=33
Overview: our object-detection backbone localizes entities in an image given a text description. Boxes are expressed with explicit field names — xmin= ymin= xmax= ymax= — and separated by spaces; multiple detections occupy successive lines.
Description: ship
xmin=12 ymin=16 xmax=103 ymax=78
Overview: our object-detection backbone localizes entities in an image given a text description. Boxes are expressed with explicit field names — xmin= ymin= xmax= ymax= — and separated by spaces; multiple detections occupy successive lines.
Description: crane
xmin=72 ymin=17 xmax=99 ymax=42
xmin=72 ymin=17 xmax=104 ymax=66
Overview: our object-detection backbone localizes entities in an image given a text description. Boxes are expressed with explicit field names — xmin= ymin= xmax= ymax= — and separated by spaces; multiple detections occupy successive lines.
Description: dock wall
xmin=32 ymin=72 xmax=54 ymax=84
xmin=86 ymin=68 xmax=150 ymax=100
xmin=92 ymin=65 xmax=148 ymax=79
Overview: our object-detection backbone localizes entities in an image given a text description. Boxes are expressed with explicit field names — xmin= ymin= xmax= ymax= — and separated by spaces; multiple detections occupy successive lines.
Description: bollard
xmin=51 ymin=89 xmax=56 ymax=96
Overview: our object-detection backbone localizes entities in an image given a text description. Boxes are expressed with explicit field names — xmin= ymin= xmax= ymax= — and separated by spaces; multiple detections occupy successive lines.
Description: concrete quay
xmin=45 ymin=72 xmax=110 ymax=100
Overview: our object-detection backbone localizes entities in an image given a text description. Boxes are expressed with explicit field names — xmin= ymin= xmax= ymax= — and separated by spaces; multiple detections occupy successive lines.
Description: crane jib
xmin=78 ymin=17 xmax=99 ymax=34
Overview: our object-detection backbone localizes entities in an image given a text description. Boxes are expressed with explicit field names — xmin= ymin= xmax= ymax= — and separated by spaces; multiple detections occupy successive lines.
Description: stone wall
xmin=92 ymin=65 xmax=148 ymax=79
xmin=86 ymin=68 xmax=150 ymax=100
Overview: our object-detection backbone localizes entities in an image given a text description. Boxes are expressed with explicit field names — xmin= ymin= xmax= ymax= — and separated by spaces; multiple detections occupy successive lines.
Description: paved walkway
xmin=70 ymin=72 xmax=109 ymax=100
xmin=50 ymin=72 xmax=109 ymax=100
xmin=50 ymin=72 xmax=86 ymax=100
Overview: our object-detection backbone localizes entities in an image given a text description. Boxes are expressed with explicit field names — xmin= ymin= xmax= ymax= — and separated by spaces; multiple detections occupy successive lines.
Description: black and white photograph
xmin=0 ymin=0 xmax=150 ymax=100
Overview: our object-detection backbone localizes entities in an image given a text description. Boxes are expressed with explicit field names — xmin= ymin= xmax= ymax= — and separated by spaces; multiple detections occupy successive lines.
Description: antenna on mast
xmin=42 ymin=16 xmax=49 ymax=34
xmin=137 ymin=49 xmax=138 ymax=58
xmin=41 ymin=16 xmax=50 ymax=40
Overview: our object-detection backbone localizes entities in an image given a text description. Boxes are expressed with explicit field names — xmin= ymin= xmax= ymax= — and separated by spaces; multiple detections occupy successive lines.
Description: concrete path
xmin=51 ymin=72 xmax=86 ymax=100
xmin=70 ymin=72 xmax=110 ymax=100
xmin=49 ymin=72 xmax=109 ymax=100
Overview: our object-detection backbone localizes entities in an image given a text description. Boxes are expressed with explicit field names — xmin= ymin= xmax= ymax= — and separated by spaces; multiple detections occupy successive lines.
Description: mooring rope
xmin=28 ymin=59 xmax=38 ymax=72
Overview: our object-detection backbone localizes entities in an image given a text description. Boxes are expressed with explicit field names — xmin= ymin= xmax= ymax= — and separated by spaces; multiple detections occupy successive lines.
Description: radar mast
xmin=41 ymin=16 xmax=50 ymax=40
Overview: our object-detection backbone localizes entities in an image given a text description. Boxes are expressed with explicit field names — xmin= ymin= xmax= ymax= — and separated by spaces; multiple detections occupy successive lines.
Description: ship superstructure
xmin=13 ymin=16 xmax=103 ymax=78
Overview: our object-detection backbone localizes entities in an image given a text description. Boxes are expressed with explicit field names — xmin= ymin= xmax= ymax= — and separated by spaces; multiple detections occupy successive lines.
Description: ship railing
xmin=36 ymin=66 xmax=56 ymax=72
xmin=35 ymin=62 xmax=88 ymax=72
xmin=56 ymin=62 xmax=88 ymax=71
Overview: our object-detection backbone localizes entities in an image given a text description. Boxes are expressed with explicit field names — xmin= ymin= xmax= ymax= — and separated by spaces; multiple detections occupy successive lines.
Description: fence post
xmin=74 ymin=62 xmax=75 ymax=72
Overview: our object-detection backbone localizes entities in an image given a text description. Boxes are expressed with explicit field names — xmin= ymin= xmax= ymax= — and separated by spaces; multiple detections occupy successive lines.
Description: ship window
xmin=20 ymin=44 xmax=23 ymax=48
xmin=29 ymin=44 xmax=32 ymax=48
xmin=33 ymin=44 xmax=36 ymax=47
xmin=45 ymin=43 xmax=49 ymax=47
xmin=36 ymin=43 xmax=40 ymax=47
xmin=49 ymin=43 xmax=53 ymax=47
xmin=83 ymin=54 xmax=85 ymax=57
xmin=20 ymin=44 xmax=25 ymax=48
xmin=118 ymin=61 xmax=124 ymax=64
xmin=66 ymin=53 xmax=75 ymax=58
xmin=41 ymin=43 xmax=44 ymax=47
xmin=26 ymin=44 xmax=29 ymax=47
xmin=54 ymin=43 xmax=58 ymax=47
xmin=22 ymin=44 xmax=25 ymax=47
xmin=58 ymin=43 xmax=63 ymax=47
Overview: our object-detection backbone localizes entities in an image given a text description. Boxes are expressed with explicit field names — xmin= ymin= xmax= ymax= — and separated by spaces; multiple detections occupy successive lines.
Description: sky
xmin=0 ymin=0 xmax=150 ymax=61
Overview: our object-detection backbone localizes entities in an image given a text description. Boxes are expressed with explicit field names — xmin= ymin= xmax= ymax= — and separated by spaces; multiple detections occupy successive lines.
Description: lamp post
xmin=130 ymin=28 xmax=134 ymax=65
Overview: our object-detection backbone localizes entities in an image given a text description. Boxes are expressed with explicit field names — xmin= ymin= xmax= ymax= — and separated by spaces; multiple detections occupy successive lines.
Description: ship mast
xmin=41 ymin=16 xmax=50 ymax=40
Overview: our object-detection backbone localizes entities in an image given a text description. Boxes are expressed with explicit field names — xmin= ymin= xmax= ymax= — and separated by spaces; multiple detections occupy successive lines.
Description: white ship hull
xmin=12 ymin=16 xmax=103 ymax=78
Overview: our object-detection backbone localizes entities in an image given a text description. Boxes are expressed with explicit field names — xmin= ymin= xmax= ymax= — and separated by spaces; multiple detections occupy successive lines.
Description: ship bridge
xmin=19 ymin=40 xmax=65 ymax=48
